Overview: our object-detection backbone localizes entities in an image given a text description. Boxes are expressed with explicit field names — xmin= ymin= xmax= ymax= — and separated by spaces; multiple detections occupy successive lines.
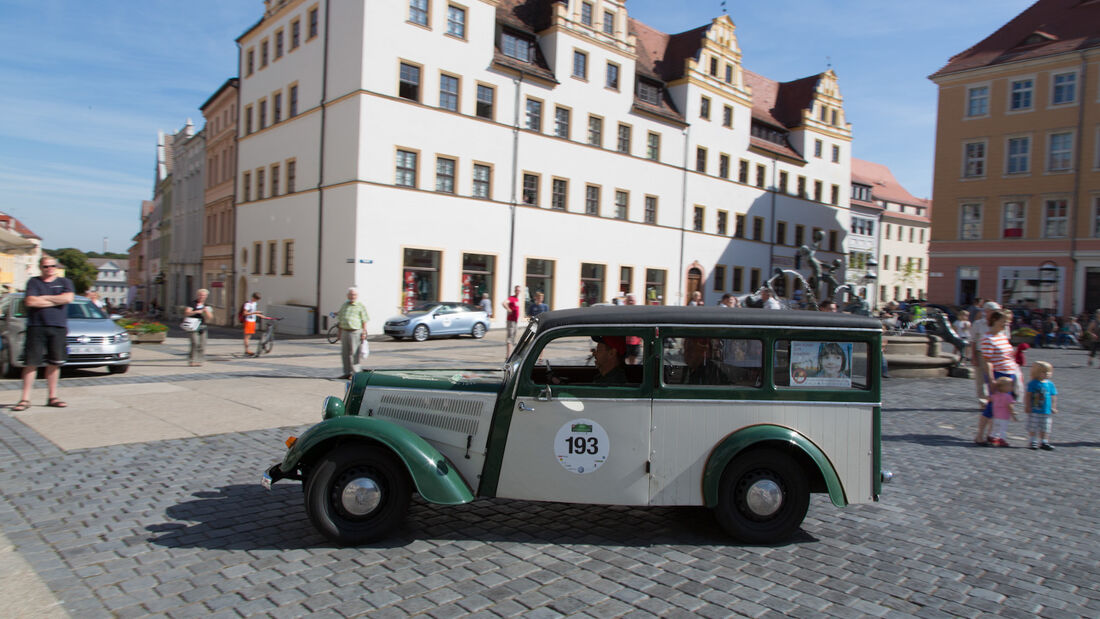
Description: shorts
xmin=24 ymin=325 xmax=67 ymax=367
xmin=505 ymin=321 xmax=517 ymax=344
xmin=244 ymin=321 xmax=256 ymax=335
xmin=1027 ymin=413 xmax=1052 ymax=435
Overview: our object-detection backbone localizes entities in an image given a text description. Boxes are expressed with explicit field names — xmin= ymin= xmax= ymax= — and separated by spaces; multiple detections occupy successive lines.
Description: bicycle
xmin=254 ymin=317 xmax=282 ymax=356
xmin=326 ymin=312 xmax=340 ymax=344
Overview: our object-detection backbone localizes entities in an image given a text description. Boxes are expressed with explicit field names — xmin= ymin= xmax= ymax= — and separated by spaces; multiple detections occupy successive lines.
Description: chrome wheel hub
xmin=745 ymin=479 xmax=783 ymax=517
xmin=340 ymin=477 xmax=382 ymax=516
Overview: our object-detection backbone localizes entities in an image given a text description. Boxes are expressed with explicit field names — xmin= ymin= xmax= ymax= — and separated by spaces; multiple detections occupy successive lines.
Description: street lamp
xmin=1038 ymin=261 xmax=1058 ymax=315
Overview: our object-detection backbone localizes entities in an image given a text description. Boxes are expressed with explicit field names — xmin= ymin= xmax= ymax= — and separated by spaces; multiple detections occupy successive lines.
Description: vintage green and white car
xmin=263 ymin=306 xmax=889 ymax=545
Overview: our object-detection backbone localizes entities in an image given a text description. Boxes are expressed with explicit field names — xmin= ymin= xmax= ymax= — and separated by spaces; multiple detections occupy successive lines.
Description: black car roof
xmin=535 ymin=306 xmax=882 ymax=331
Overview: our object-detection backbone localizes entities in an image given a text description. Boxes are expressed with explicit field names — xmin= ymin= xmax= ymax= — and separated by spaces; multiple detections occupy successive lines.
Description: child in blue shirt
xmin=1024 ymin=361 xmax=1058 ymax=450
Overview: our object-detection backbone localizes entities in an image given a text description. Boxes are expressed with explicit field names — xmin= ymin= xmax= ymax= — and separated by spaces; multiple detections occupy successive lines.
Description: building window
xmin=755 ymin=164 xmax=765 ymax=188
xmin=585 ymin=185 xmax=600 ymax=216
xmin=636 ymin=79 xmax=661 ymax=105
xmin=1007 ymin=137 xmax=1030 ymax=174
xmin=501 ymin=32 xmax=533 ymax=63
xmin=399 ymin=63 xmax=421 ymax=101
xmin=461 ymin=254 xmax=495 ymax=304
xmin=261 ymin=40 xmax=269 ymax=68
xmin=244 ymin=105 xmax=253 ymax=135
xmin=526 ymin=259 xmax=555 ymax=309
xmin=644 ymin=195 xmax=657 ymax=224
xmin=1003 ymin=201 xmax=1025 ymax=238
xmin=579 ymin=263 xmax=604 ymax=306
xmin=588 ymin=115 xmax=602 ymax=147
xmin=961 ymin=203 xmax=981 ymax=239
xmin=439 ymin=74 xmax=459 ymax=111
xmin=752 ymin=217 xmax=763 ymax=241
xmin=778 ymin=171 xmax=789 ymax=193
xmin=256 ymin=169 xmax=265 ymax=199
xmin=1010 ymin=79 xmax=1032 ymax=110
xmin=717 ymin=211 xmax=728 ymax=235
xmin=964 ymin=141 xmax=986 ymax=177
xmin=645 ymin=268 xmax=666 ymax=305
xmin=831 ymin=144 xmax=840 ymax=163
xmin=286 ymin=160 xmax=296 ymax=193
xmin=1094 ymin=197 xmax=1100 ymax=237
xmin=693 ymin=206 xmax=704 ymax=232
xmin=696 ymin=147 xmax=707 ymax=173
xmin=525 ymin=98 xmax=542 ymax=131
xmin=734 ymin=214 xmax=745 ymax=238
xmin=409 ymin=0 xmax=428 ymax=26
xmin=794 ymin=224 xmax=804 ymax=246
xmin=606 ymin=62 xmax=619 ymax=90
xmin=258 ymin=99 xmax=267 ymax=129
xmin=242 ymin=171 xmax=251 ymax=202
xmin=814 ymin=140 xmax=822 ymax=158
xmin=619 ymin=266 xmax=632 ymax=295
xmin=476 ymin=84 xmax=494 ymax=119
xmin=738 ymin=160 xmax=749 ymax=183
xmin=646 ymin=132 xmax=660 ymax=160
xmin=614 ymin=190 xmax=628 ymax=220
xmin=289 ymin=85 xmax=298 ymax=116
xmin=712 ymin=265 xmax=726 ymax=292
xmin=617 ymin=123 xmax=631 ymax=154
xmin=775 ymin=221 xmax=786 ymax=245
xmin=725 ymin=64 xmax=733 ymax=84
xmin=882 ymin=254 xmax=889 ymax=271
xmin=732 ymin=266 xmax=743 ymax=292
xmin=246 ymin=49 xmax=255 ymax=76
xmin=829 ymin=230 xmax=838 ymax=252
xmin=572 ymin=50 xmax=587 ymax=79
xmin=700 ymin=96 xmax=710 ymax=120
xmin=554 ymin=106 xmax=570 ymax=139
xmin=551 ymin=178 xmax=567 ymax=210
xmin=722 ymin=105 xmax=732 ymax=128
xmin=435 ymin=157 xmax=456 ymax=193
xmin=403 ymin=249 xmax=441 ymax=308
xmin=270 ymin=164 xmax=279 ymax=196
xmin=472 ymin=163 xmax=491 ymax=198
xmin=308 ymin=7 xmax=319 ymax=38
xmin=446 ymin=4 xmax=466 ymax=38
xmin=813 ymin=180 xmax=823 ymax=202
xmin=1044 ymin=199 xmax=1068 ymax=238
xmin=797 ymin=175 xmax=806 ymax=198
xmin=275 ymin=30 xmax=284 ymax=59
xmin=268 ymin=242 xmax=277 ymax=275
xmin=580 ymin=1 xmax=593 ymax=25
xmin=273 ymin=92 xmax=282 ymax=123
xmin=750 ymin=268 xmax=761 ymax=293
xmin=253 ymin=242 xmax=262 ymax=274
xmin=830 ymin=184 xmax=839 ymax=205
xmin=396 ymin=150 xmax=417 ymax=187
xmin=719 ymin=154 xmax=730 ymax=179
xmin=966 ymin=85 xmax=989 ymax=116
xmin=522 ymin=173 xmax=539 ymax=205
xmin=1052 ymin=72 xmax=1076 ymax=105
xmin=1048 ymin=132 xmax=1073 ymax=171
xmin=283 ymin=241 xmax=294 ymax=275
xmin=291 ymin=19 xmax=300 ymax=49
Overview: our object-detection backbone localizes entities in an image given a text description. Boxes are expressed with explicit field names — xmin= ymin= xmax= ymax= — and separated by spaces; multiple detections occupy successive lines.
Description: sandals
xmin=46 ymin=398 xmax=68 ymax=408
xmin=11 ymin=399 xmax=30 ymax=412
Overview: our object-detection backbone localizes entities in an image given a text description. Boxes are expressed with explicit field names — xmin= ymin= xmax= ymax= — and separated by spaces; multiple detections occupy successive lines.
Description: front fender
xmin=702 ymin=424 xmax=846 ymax=508
xmin=280 ymin=416 xmax=474 ymax=505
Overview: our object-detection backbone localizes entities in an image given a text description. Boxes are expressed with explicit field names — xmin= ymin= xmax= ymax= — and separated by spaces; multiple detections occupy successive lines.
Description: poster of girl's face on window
xmin=790 ymin=341 xmax=852 ymax=388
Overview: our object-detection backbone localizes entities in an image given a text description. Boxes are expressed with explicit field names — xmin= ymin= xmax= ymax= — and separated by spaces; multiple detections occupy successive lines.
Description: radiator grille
xmin=375 ymin=392 xmax=484 ymax=435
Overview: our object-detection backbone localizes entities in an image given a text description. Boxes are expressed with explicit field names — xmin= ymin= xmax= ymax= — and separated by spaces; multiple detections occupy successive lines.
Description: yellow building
xmin=928 ymin=0 xmax=1100 ymax=315
xmin=0 ymin=213 xmax=42 ymax=292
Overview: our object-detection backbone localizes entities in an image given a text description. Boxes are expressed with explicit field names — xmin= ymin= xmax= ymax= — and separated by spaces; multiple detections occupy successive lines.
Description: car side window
xmin=774 ymin=340 xmax=869 ymax=390
xmin=662 ymin=337 xmax=762 ymax=387
xmin=528 ymin=335 xmax=642 ymax=386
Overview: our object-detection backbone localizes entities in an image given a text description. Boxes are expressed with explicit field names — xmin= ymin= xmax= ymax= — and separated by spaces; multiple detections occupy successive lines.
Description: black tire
xmin=327 ymin=325 xmax=340 ymax=344
xmin=714 ymin=448 xmax=809 ymax=544
xmin=305 ymin=444 xmax=411 ymax=545
xmin=412 ymin=324 xmax=429 ymax=342
xmin=390 ymin=336 xmax=404 ymax=341
xmin=107 ymin=364 xmax=129 ymax=374
xmin=471 ymin=322 xmax=487 ymax=339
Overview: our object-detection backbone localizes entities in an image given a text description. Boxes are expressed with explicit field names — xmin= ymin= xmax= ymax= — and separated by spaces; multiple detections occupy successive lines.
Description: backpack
xmin=237 ymin=303 xmax=247 ymax=323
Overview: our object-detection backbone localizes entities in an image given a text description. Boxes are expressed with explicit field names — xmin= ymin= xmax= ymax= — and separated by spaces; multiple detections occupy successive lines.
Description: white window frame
xmin=1005 ymin=135 xmax=1030 ymax=175
xmin=1043 ymin=198 xmax=1069 ymax=238
xmin=1047 ymin=131 xmax=1074 ymax=173
xmin=1002 ymin=201 xmax=1025 ymax=238
xmin=1050 ymin=70 xmax=1077 ymax=106
xmin=1093 ymin=195 xmax=1100 ymax=237
xmin=962 ymin=140 xmax=987 ymax=178
xmin=1008 ymin=77 xmax=1034 ymax=112
xmin=960 ymin=203 xmax=982 ymax=240
xmin=966 ymin=84 xmax=990 ymax=118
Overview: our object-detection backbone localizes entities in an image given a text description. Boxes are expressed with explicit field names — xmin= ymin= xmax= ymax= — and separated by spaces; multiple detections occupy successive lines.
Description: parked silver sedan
xmin=0 ymin=293 xmax=131 ymax=376
xmin=383 ymin=301 xmax=489 ymax=342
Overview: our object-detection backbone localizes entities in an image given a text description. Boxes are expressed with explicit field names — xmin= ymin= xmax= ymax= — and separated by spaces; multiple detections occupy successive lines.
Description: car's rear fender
xmin=701 ymin=424 xmax=846 ymax=508
xmin=274 ymin=416 xmax=475 ymax=505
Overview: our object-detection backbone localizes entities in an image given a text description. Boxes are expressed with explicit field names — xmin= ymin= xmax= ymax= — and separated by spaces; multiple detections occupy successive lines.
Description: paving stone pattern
xmin=1 ymin=347 xmax=1099 ymax=617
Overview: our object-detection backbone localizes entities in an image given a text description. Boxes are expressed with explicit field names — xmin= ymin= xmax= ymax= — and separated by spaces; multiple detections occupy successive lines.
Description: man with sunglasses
xmin=12 ymin=256 xmax=74 ymax=411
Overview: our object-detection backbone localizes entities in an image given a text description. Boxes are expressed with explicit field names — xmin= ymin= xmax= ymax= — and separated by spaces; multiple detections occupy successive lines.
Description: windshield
xmin=68 ymin=300 xmax=106 ymax=320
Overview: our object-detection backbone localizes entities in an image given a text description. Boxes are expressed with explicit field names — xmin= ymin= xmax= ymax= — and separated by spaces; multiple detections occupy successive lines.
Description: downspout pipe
xmin=507 ymin=74 xmax=523 ymax=297
xmin=678 ymin=126 xmax=689 ymax=305
xmin=314 ymin=0 xmax=331 ymax=334
xmin=1068 ymin=50 xmax=1087 ymax=314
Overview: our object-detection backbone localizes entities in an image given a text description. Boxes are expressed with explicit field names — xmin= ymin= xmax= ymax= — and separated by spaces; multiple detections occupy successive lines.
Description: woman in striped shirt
xmin=976 ymin=310 xmax=1018 ymax=445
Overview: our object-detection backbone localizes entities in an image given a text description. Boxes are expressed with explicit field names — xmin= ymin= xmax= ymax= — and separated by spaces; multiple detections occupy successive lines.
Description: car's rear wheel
xmin=390 ymin=336 xmax=404 ymax=341
xmin=412 ymin=325 xmax=429 ymax=342
xmin=107 ymin=364 xmax=129 ymax=374
xmin=471 ymin=322 xmax=487 ymax=339
xmin=304 ymin=444 xmax=411 ymax=545
xmin=714 ymin=448 xmax=809 ymax=544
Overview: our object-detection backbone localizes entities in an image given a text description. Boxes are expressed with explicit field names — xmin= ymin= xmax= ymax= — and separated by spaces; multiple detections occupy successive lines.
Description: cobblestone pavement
xmin=1 ymin=339 xmax=1098 ymax=617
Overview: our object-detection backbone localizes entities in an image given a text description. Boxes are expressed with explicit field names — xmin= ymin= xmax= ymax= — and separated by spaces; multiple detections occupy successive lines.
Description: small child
xmin=988 ymin=376 xmax=1018 ymax=447
xmin=1025 ymin=361 xmax=1058 ymax=450
xmin=953 ymin=310 xmax=972 ymax=363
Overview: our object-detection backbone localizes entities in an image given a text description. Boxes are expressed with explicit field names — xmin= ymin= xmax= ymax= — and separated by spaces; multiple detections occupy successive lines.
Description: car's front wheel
xmin=412 ymin=324 xmax=429 ymax=342
xmin=714 ymin=448 xmax=809 ymax=544
xmin=471 ymin=322 xmax=487 ymax=339
xmin=305 ymin=444 xmax=411 ymax=545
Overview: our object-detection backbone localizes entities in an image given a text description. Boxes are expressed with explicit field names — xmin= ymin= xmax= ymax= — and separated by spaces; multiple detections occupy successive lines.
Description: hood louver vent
xmin=376 ymin=392 xmax=484 ymax=435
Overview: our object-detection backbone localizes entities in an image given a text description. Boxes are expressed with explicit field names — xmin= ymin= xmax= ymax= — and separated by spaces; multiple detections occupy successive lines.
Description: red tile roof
xmin=931 ymin=0 xmax=1100 ymax=78
xmin=742 ymin=69 xmax=824 ymax=129
xmin=851 ymin=158 xmax=929 ymax=214
xmin=0 ymin=213 xmax=40 ymax=240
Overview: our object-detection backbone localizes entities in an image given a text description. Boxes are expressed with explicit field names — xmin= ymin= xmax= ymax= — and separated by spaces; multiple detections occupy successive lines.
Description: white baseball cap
xmin=983 ymin=301 xmax=1001 ymax=310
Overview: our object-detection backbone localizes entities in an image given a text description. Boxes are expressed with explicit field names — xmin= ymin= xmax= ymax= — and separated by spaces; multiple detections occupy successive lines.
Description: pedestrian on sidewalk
xmin=242 ymin=292 xmax=268 ymax=356
xmin=1025 ymin=361 xmax=1058 ymax=450
xmin=503 ymin=285 xmax=520 ymax=358
xmin=336 ymin=287 xmax=370 ymax=379
xmin=970 ymin=301 xmax=1001 ymax=406
xmin=987 ymin=376 xmax=1018 ymax=447
xmin=183 ymin=288 xmax=213 ymax=366
xmin=976 ymin=310 xmax=1018 ymax=445
xmin=12 ymin=256 xmax=74 ymax=412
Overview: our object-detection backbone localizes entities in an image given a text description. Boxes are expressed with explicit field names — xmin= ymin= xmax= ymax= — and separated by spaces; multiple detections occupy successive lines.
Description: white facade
xmin=235 ymin=0 xmax=854 ymax=332
xmin=88 ymin=259 xmax=129 ymax=309
xmin=169 ymin=124 xmax=206 ymax=314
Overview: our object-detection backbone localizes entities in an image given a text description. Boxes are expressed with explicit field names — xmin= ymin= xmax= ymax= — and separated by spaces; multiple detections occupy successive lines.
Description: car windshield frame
xmin=68 ymin=300 xmax=108 ymax=320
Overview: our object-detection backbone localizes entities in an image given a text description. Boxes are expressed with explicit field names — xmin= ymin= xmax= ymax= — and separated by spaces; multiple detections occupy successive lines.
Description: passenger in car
xmin=591 ymin=336 xmax=628 ymax=384
xmin=683 ymin=337 xmax=733 ymax=385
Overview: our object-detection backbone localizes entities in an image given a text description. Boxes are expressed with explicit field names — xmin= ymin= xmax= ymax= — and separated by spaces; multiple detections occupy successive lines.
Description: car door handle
xmin=518 ymin=401 xmax=535 ymax=412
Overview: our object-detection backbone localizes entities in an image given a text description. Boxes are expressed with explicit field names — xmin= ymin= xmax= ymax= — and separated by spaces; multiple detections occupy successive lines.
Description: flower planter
xmin=132 ymin=332 xmax=167 ymax=343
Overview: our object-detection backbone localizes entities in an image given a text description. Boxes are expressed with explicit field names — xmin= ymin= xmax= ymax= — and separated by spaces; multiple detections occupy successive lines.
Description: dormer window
xmin=636 ymin=79 xmax=662 ymax=106
xmin=501 ymin=31 xmax=534 ymax=63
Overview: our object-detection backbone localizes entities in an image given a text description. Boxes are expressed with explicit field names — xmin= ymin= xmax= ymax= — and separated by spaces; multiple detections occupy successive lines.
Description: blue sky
xmin=0 ymin=0 xmax=1036 ymax=252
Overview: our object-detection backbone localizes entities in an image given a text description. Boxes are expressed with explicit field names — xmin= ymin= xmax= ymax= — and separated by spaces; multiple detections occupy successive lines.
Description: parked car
xmin=264 ymin=306 xmax=889 ymax=546
xmin=383 ymin=302 xmax=489 ymax=342
xmin=0 ymin=293 xmax=131 ymax=377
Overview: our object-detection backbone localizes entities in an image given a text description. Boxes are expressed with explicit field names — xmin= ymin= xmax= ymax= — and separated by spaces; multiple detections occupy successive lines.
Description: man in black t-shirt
xmin=12 ymin=256 xmax=75 ymax=411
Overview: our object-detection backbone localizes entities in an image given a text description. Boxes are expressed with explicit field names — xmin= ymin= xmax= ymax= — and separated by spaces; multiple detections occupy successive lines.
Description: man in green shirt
xmin=337 ymin=287 xmax=370 ymax=379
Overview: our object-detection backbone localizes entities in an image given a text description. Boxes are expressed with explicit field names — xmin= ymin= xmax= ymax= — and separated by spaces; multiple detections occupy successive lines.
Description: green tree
xmin=48 ymin=248 xmax=98 ymax=294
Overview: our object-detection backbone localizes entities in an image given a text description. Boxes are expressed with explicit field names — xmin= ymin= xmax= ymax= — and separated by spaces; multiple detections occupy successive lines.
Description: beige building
xmin=200 ymin=78 xmax=240 ymax=325
xmin=0 ymin=212 xmax=41 ymax=292
xmin=928 ymin=0 xmax=1100 ymax=314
